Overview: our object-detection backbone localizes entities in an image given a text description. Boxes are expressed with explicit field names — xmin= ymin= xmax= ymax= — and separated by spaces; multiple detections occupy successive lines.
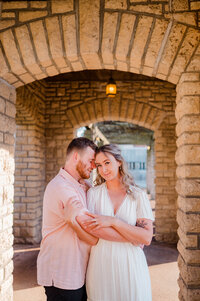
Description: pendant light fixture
xmin=106 ymin=74 xmax=117 ymax=97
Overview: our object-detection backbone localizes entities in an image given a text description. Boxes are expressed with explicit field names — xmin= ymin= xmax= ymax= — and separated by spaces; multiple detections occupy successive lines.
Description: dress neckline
xmin=104 ymin=183 xmax=127 ymax=216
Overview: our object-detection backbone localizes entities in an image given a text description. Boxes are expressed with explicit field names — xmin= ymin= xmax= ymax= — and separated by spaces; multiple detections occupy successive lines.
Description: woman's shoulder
xmin=129 ymin=185 xmax=146 ymax=198
xmin=88 ymin=183 xmax=105 ymax=194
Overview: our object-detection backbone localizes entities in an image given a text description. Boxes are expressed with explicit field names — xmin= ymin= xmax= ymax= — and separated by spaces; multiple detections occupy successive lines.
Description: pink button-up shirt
xmin=37 ymin=168 xmax=91 ymax=289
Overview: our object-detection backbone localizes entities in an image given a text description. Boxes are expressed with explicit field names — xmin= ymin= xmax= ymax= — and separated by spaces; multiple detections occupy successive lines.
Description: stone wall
xmin=154 ymin=113 xmax=177 ymax=242
xmin=0 ymin=79 xmax=16 ymax=301
xmin=14 ymin=81 xmax=46 ymax=244
xmin=176 ymin=70 xmax=200 ymax=300
xmin=146 ymin=139 xmax=155 ymax=199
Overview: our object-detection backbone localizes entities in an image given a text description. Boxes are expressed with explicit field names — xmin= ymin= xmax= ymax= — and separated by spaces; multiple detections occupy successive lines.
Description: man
xmin=37 ymin=137 xmax=98 ymax=301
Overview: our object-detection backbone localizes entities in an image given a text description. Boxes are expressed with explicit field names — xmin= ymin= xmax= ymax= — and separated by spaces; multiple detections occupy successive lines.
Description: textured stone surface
xmin=0 ymin=79 xmax=15 ymax=301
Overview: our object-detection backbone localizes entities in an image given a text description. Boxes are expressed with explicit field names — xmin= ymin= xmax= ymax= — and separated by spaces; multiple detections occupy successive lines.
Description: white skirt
xmin=86 ymin=240 xmax=152 ymax=301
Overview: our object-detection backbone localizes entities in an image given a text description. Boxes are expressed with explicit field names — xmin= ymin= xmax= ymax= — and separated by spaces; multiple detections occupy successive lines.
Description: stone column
xmin=154 ymin=113 xmax=177 ymax=243
xmin=14 ymin=84 xmax=45 ymax=244
xmin=0 ymin=79 xmax=16 ymax=301
xmin=176 ymin=72 xmax=200 ymax=301
xmin=146 ymin=139 xmax=155 ymax=199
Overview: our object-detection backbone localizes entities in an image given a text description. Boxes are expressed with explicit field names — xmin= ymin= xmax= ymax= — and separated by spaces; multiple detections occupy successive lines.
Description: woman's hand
xmin=82 ymin=212 xmax=115 ymax=230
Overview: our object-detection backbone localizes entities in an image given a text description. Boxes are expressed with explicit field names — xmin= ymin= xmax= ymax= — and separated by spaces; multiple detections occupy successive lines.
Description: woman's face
xmin=95 ymin=151 xmax=121 ymax=181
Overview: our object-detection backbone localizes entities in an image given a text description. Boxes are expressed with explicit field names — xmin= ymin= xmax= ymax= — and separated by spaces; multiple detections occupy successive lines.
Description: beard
xmin=76 ymin=160 xmax=90 ymax=179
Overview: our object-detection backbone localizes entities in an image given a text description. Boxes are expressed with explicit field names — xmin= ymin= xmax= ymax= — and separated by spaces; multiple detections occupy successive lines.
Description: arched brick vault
xmin=0 ymin=1 xmax=200 ymax=300
xmin=14 ymin=78 xmax=177 ymax=246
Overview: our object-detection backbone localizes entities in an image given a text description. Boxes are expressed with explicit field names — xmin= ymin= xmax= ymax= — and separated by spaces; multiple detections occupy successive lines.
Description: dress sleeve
xmin=87 ymin=188 xmax=96 ymax=213
xmin=136 ymin=190 xmax=154 ymax=221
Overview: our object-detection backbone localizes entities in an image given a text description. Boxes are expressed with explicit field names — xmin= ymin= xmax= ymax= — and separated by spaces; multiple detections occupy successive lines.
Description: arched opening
xmin=0 ymin=1 xmax=199 ymax=299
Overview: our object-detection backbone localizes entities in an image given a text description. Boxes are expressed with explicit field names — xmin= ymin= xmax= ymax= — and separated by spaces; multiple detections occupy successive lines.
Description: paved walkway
xmin=13 ymin=241 xmax=179 ymax=301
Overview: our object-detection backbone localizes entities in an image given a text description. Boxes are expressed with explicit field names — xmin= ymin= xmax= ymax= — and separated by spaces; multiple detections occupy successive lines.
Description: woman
xmin=78 ymin=144 xmax=154 ymax=301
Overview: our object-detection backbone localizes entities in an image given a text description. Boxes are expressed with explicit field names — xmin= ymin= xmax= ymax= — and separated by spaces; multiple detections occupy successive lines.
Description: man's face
xmin=76 ymin=146 xmax=95 ymax=179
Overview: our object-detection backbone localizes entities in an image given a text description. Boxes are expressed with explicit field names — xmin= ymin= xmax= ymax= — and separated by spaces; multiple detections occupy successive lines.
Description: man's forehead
xmin=83 ymin=146 xmax=95 ymax=157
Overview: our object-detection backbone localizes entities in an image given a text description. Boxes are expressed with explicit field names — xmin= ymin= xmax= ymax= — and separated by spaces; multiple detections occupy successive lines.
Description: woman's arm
xmin=81 ymin=213 xmax=153 ymax=246
xmin=76 ymin=214 xmax=129 ymax=242
xmin=112 ymin=217 xmax=153 ymax=246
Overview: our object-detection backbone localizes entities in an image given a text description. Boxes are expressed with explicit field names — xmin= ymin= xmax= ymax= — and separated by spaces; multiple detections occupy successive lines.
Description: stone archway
xmin=0 ymin=1 xmax=200 ymax=300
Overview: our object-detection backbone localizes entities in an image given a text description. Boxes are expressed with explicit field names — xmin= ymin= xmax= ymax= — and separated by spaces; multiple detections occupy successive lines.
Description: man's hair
xmin=66 ymin=137 xmax=97 ymax=156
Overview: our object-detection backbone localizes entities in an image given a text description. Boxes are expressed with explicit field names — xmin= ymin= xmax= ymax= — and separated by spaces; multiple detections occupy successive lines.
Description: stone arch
xmin=0 ymin=0 xmax=199 ymax=87
xmin=69 ymin=96 xmax=166 ymax=133
xmin=0 ymin=1 xmax=200 ymax=300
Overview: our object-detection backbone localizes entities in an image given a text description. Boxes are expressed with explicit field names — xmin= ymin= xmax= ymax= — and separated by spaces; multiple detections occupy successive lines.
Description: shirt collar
xmin=59 ymin=168 xmax=87 ymax=190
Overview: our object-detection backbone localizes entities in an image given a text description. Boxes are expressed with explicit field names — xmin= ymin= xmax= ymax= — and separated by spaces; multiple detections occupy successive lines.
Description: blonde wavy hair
xmin=94 ymin=144 xmax=136 ymax=197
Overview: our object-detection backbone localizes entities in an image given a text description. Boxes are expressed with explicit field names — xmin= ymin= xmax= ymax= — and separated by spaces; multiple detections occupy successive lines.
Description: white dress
xmin=86 ymin=183 xmax=154 ymax=301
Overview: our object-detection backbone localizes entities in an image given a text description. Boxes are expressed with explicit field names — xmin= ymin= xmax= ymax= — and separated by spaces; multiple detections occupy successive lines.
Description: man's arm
xmin=63 ymin=198 xmax=98 ymax=246
xmin=77 ymin=214 xmax=141 ymax=244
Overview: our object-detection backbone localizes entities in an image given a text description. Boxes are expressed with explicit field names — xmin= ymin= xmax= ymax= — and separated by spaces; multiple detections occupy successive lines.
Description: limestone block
xmin=157 ymin=23 xmax=186 ymax=77
xmin=176 ymin=165 xmax=200 ymax=179
xmin=172 ymin=0 xmax=188 ymax=11
xmin=115 ymin=14 xmax=136 ymax=62
xmin=79 ymin=0 xmax=101 ymax=69
xmin=176 ymin=132 xmax=200 ymax=148
xmin=19 ymin=11 xmax=47 ymax=22
xmin=178 ymin=255 xmax=200 ymax=285
xmin=2 ymin=1 xmax=27 ymax=9
xmin=0 ymin=48 xmax=10 ymax=78
xmin=0 ymin=248 xmax=13 ymax=268
xmin=176 ymin=144 xmax=200 ymax=165
xmin=175 ymin=96 xmax=199 ymax=121
xmin=177 ymin=81 xmax=200 ymax=98
xmin=176 ymin=178 xmax=200 ymax=197
xmin=187 ymin=56 xmax=200 ymax=72
xmin=171 ymin=28 xmax=200 ymax=77
xmin=0 ymin=115 xmax=15 ymax=135
xmin=167 ymin=12 xmax=197 ymax=27
xmin=93 ymin=100 xmax=103 ymax=122
xmin=126 ymin=100 xmax=136 ymax=122
xmin=129 ymin=4 xmax=162 ymax=15
xmin=178 ymin=227 xmax=197 ymax=248
xmin=62 ymin=14 xmax=78 ymax=62
xmin=5 ymin=102 xmax=16 ymax=118
xmin=102 ymin=12 xmax=118 ymax=65
xmin=15 ymin=26 xmax=44 ymax=75
xmin=119 ymin=97 xmax=128 ymax=120
xmin=30 ymin=1 xmax=47 ymax=8
xmin=144 ymin=19 xmax=169 ymax=69
xmin=30 ymin=20 xmax=52 ymax=68
xmin=177 ymin=209 xmax=200 ymax=232
xmin=0 ymin=274 xmax=13 ymax=297
xmin=20 ymin=213 xmax=35 ymax=220
xmin=139 ymin=104 xmax=151 ymax=126
xmin=130 ymin=16 xmax=153 ymax=70
xmin=191 ymin=2 xmax=200 ymax=10
xmin=0 ymin=30 xmax=26 ymax=75
xmin=105 ymin=0 xmax=127 ymax=9
xmin=4 ymin=260 xmax=13 ymax=279
xmin=178 ymin=240 xmax=200 ymax=264
xmin=176 ymin=115 xmax=200 ymax=136
xmin=177 ymin=196 xmax=200 ymax=212
xmin=0 ymin=20 xmax=15 ymax=31
xmin=51 ymin=0 xmax=73 ymax=14
xmin=45 ymin=16 xmax=68 ymax=69
xmin=86 ymin=101 xmax=97 ymax=123
xmin=178 ymin=277 xmax=200 ymax=301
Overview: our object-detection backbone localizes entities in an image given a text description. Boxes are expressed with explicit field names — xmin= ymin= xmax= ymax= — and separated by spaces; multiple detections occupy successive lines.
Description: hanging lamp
xmin=106 ymin=75 xmax=117 ymax=97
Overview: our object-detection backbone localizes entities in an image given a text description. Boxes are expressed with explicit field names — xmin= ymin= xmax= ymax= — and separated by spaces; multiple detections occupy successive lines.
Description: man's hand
xmin=82 ymin=212 xmax=115 ymax=231
xmin=63 ymin=197 xmax=84 ymax=224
